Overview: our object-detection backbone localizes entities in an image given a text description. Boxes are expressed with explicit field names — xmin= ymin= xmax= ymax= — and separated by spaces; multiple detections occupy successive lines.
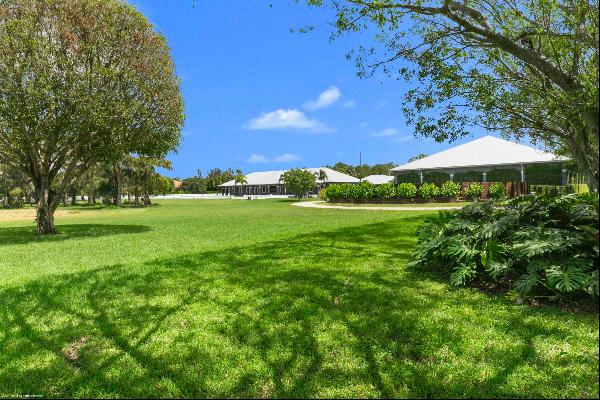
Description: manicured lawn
xmin=0 ymin=200 xmax=598 ymax=398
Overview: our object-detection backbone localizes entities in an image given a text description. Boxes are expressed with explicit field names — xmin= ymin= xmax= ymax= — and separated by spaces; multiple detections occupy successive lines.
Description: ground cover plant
xmin=409 ymin=194 xmax=599 ymax=303
xmin=0 ymin=199 xmax=598 ymax=398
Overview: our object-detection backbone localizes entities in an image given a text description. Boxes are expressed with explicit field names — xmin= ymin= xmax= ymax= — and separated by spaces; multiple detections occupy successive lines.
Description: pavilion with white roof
xmin=391 ymin=136 xmax=568 ymax=184
xmin=219 ymin=167 xmax=359 ymax=196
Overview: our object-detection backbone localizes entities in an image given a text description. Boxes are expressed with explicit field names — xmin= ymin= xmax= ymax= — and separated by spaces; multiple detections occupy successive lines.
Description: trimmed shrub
xmin=423 ymin=171 xmax=451 ymax=185
xmin=440 ymin=181 xmax=461 ymax=199
xmin=465 ymin=182 xmax=483 ymax=199
xmin=418 ymin=183 xmax=440 ymax=200
xmin=488 ymin=182 xmax=506 ymax=199
xmin=396 ymin=172 xmax=420 ymax=184
xmin=396 ymin=183 xmax=418 ymax=199
xmin=377 ymin=183 xmax=396 ymax=199
xmin=487 ymin=168 xmax=521 ymax=182
xmin=454 ymin=171 xmax=483 ymax=182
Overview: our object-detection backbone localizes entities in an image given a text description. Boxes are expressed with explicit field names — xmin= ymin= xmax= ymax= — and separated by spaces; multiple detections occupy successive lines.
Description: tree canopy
xmin=0 ymin=0 xmax=184 ymax=233
xmin=280 ymin=168 xmax=317 ymax=198
xmin=303 ymin=0 xmax=599 ymax=188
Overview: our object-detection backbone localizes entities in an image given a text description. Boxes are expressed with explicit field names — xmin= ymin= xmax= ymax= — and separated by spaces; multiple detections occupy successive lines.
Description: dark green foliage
xmin=525 ymin=163 xmax=562 ymax=185
xmin=181 ymin=177 xmax=207 ymax=194
xmin=454 ymin=171 xmax=483 ymax=182
xmin=487 ymin=168 xmax=521 ymax=182
xmin=409 ymin=194 xmax=600 ymax=300
xmin=423 ymin=171 xmax=450 ymax=185
xmin=396 ymin=172 xmax=421 ymax=184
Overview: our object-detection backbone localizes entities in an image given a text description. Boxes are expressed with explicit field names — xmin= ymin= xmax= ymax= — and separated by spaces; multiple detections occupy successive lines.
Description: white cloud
xmin=376 ymin=101 xmax=387 ymax=109
xmin=342 ymin=100 xmax=356 ymax=108
xmin=273 ymin=153 xmax=301 ymax=163
xmin=247 ymin=153 xmax=302 ymax=163
xmin=247 ymin=154 xmax=270 ymax=163
xmin=245 ymin=108 xmax=333 ymax=133
xmin=304 ymin=86 xmax=342 ymax=111
xmin=370 ymin=128 xmax=398 ymax=137
xmin=396 ymin=135 xmax=414 ymax=142
xmin=359 ymin=122 xmax=368 ymax=128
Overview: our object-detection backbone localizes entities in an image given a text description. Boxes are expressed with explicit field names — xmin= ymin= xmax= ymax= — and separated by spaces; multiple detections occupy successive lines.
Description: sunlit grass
xmin=0 ymin=200 xmax=597 ymax=398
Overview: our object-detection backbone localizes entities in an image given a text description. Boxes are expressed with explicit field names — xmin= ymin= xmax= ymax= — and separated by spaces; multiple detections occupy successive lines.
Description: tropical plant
xmin=234 ymin=170 xmax=247 ymax=196
xmin=409 ymin=194 xmax=599 ymax=301
xmin=488 ymin=183 xmax=506 ymax=200
xmin=418 ymin=183 xmax=441 ymax=200
xmin=440 ymin=181 xmax=461 ymax=199
xmin=465 ymin=183 xmax=484 ymax=200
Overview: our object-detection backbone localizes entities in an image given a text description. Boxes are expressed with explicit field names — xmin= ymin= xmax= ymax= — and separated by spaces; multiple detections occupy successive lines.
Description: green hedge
xmin=487 ymin=168 xmax=521 ymax=182
xmin=454 ymin=171 xmax=483 ymax=182
xmin=423 ymin=171 xmax=451 ymax=185
xmin=396 ymin=172 xmax=421 ymax=184
xmin=525 ymin=163 xmax=562 ymax=185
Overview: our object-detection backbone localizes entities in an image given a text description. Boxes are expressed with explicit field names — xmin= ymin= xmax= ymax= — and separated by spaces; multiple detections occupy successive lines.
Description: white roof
xmin=392 ymin=135 xmax=565 ymax=172
xmin=220 ymin=167 xmax=359 ymax=187
xmin=362 ymin=175 xmax=394 ymax=184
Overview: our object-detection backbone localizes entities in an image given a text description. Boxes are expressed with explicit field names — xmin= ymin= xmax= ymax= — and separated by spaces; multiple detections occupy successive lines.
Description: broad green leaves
xmin=409 ymin=193 xmax=599 ymax=299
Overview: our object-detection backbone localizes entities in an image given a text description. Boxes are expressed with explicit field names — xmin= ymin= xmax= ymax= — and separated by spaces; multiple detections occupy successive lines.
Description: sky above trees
xmin=129 ymin=0 xmax=500 ymax=178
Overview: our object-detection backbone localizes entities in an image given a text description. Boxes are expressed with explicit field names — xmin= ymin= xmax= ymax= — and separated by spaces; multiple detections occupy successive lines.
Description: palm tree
xmin=234 ymin=169 xmax=247 ymax=196
xmin=318 ymin=169 xmax=328 ymax=190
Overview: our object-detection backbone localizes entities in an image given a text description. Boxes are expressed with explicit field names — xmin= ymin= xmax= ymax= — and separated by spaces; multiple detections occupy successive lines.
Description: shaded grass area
xmin=0 ymin=200 xmax=598 ymax=398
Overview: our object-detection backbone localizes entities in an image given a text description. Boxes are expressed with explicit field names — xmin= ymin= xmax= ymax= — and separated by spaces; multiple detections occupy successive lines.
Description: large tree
xmin=0 ymin=0 xmax=184 ymax=233
xmin=280 ymin=168 xmax=317 ymax=198
xmin=304 ymin=0 xmax=599 ymax=188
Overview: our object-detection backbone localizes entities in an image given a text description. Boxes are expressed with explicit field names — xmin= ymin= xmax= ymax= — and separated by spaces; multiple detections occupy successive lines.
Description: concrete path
xmin=292 ymin=201 xmax=463 ymax=211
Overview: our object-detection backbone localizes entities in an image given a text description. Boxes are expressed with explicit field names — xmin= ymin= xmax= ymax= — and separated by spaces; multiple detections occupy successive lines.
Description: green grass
xmin=0 ymin=200 xmax=597 ymax=398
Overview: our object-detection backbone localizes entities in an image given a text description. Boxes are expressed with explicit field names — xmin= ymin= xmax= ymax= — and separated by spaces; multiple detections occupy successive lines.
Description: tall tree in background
xmin=280 ymin=168 xmax=317 ymax=198
xmin=0 ymin=0 xmax=184 ymax=233
xmin=304 ymin=0 xmax=599 ymax=188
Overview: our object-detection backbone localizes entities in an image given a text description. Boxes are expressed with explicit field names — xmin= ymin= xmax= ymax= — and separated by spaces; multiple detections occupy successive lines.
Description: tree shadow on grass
xmin=0 ymin=219 xmax=597 ymax=398
xmin=0 ymin=224 xmax=151 ymax=246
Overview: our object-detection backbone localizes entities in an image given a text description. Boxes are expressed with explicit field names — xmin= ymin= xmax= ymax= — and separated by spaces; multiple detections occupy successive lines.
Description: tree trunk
xmin=71 ymin=192 xmax=77 ymax=206
xmin=35 ymin=183 xmax=58 ymax=234
xmin=114 ymin=166 xmax=122 ymax=206
xmin=144 ymin=185 xmax=151 ymax=206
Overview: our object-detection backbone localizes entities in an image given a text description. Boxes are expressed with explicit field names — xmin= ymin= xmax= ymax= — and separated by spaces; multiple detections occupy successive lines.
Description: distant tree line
xmin=324 ymin=162 xmax=397 ymax=179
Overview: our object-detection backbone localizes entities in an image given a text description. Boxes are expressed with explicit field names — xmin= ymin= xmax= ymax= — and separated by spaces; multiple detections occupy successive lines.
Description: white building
xmin=391 ymin=136 xmax=567 ymax=184
xmin=219 ymin=167 xmax=359 ymax=196
xmin=362 ymin=175 xmax=394 ymax=185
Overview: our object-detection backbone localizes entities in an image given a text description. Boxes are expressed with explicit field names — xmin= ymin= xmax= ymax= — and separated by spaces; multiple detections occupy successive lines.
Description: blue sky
xmin=130 ymin=0 xmax=492 ymax=179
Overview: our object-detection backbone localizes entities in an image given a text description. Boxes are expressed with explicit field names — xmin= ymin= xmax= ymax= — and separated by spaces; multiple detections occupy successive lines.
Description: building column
xmin=520 ymin=164 xmax=525 ymax=183
xmin=482 ymin=172 xmax=487 ymax=182
xmin=449 ymin=172 xmax=454 ymax=182
xmin=419 ymin=171 xmax=423 ymax=184
xmin=561 ymin=165 xmax=568 ymax=185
